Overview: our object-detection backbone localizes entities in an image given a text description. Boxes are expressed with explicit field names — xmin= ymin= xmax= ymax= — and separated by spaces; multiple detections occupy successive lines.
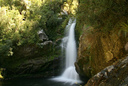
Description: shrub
xmin=77 ymin=0 xmax=128 ymax=32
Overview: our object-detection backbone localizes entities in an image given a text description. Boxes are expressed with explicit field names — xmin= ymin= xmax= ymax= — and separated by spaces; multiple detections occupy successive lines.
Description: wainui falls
xmin=51 ymin=19 xmax=82 ymax=84
xmin=0 ymin=19 xmax=82 ymax=86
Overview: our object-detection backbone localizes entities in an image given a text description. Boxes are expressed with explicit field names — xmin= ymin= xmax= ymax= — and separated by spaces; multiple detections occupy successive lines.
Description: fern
xmin=121 ymin=22 xmax=128 ymax=32
xmin=118 ymin=22 xmax=128 ymax=37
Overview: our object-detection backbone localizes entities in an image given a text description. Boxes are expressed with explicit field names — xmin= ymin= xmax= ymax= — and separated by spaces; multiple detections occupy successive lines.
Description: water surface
xmin=0 ymin=77 xmax=84 ymax=86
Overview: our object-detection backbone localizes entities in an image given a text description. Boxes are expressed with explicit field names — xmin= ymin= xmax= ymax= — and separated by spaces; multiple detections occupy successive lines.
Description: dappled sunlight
xmin=62 ymin=0 xmax=78 ymax=15
xmin=71 ymin=0 xmax=78 ymax=15
xmin=0 ymin=7 xmax=25 ymax=34
xmin=0 ymin=75 xmax=3 ymax=79
xmin=0 ymin=69 xmax=3 ymax=79
xmin=0 ymin=7 xmax=8 ymax=15
xmin=0 ymin=70 xmax=3 ymax=79
xmin=23 ymin=0 xmax=31 ymax=9
xmin=63 ymin=2 xmax=70 ymax=12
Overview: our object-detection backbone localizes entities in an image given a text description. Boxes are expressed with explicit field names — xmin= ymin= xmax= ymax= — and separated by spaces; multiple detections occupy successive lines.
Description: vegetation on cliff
xmin=77 ymin=0 xmax=128 ymax=33
xmin=76 ymin=0 xmax=128 ymax=79
xmin=0 ymin=0 xmax=65 ymax=57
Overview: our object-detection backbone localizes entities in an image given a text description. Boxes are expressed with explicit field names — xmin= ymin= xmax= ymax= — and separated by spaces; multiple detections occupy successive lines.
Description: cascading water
xmin=51 ymin=19 xmax=82 ymax=84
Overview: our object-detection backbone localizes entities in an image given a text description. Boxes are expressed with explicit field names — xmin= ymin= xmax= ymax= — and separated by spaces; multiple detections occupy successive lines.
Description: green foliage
xmin=0 ymin=8 xmax=39 ymax=57
xmin=38 ymin=1 xmax=66 ymax=40
xmin=118 ymin=22 xmax=128 ymax=38
xmin=0 ymin=0 xmax=69 ymax=78
xmin=77 ymin=0 xmax=128 ymax=32
xmin=120 ymin=22 xmax=128 ymax=33
xmin=0 ymin=0 xmax=67 ymax=61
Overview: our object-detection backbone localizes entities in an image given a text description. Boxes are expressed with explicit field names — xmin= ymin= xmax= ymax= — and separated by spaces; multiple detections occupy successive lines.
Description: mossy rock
xmin=76 ymin=26 xmax=126 ymax=78
xmin=1 ymin=41 xmax=62 ymax=78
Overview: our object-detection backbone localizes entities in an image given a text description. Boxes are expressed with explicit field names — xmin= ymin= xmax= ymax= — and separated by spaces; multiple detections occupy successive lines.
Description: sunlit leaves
xmin=0 ymin=6 xmax=39 ymax=57
xmin=0 ymin=0 xmax=66 ymax=58
xmin=8 ymin=48 xmax=13 ymax=56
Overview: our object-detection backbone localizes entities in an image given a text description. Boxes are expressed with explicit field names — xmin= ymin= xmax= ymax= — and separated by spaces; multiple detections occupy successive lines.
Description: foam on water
xmin=52 ymin=66 xmax=82 ymax=84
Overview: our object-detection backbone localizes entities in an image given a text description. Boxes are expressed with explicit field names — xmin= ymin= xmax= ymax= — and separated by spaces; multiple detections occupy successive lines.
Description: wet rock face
xmin=1 ymin=34 xmax=61 ymax=78
xmin=76 ymin=26 xmax=126 ymax=78
xmin=1 ymin=42 xmax=53 ymax=78
xmin=38 ymin=29 xmax=49 ymax=42
xmin=2 ymin=57 xmax=62 ymax=78
xmin=85 ymin=57 xmax=128 ymax=86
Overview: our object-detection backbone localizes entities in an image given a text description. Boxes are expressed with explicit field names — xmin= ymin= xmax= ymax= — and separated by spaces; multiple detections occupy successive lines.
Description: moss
xmin=77 ymin=26 xmax=127 ymax=78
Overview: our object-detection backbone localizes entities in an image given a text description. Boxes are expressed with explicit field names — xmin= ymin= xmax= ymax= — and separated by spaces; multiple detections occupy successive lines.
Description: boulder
xmin=38 ymin=29 xmax=49 ymax=42
xmin=85 ymin=56 xmax=128 ymax=86
xmin=1 ymin=36 xmax=61 ymax=78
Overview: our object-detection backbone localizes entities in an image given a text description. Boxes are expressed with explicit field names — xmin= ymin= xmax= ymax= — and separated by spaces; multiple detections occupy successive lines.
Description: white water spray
xmin=51 ymin=19 xmax=82 ymax=84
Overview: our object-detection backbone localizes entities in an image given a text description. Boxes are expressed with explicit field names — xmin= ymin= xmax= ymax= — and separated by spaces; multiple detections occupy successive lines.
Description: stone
xmin=38 ymin=29 xmax=49 ymax=42
xmin=125 ymin=42 xmax=128 ymax=51
xmin=40 ymin=41 xmax=52 ymax=46
xmin=85 ymin=57 xmax=128 ymax=86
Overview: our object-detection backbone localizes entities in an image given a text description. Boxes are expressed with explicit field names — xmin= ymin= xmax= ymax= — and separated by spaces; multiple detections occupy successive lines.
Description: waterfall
xmin=51 ymin=19 xmax=82 ymax=84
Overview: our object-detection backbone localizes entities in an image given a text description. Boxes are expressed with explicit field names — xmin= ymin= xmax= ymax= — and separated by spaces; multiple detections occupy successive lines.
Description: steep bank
xmin=75 ymin=0 xmax=128 ymax=86
xmin=75 ymin=0 xmax=128 ymax=83
xmin=75 ymin=26 xmax=126 ymax=78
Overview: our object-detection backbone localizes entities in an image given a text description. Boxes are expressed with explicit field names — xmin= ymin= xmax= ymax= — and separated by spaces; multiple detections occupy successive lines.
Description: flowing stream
xmin=51 ymin=19 xmax=82 ymax=84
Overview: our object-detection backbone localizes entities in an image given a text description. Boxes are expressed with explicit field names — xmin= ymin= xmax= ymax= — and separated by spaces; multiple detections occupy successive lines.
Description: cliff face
xmin=75 ymin=0 xmax=128 ymax=85
xmin=1 ymin=35 xmax=62 ymax=78
xmin=75 ymin=26 xmax=126 ymax=78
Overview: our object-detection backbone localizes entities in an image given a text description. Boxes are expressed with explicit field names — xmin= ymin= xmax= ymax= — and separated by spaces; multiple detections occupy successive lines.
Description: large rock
xmin=3 ymin=57 xmax=62 ymax=78
xmin=1 ymin=35 xmax=62 ymax=78
xmin=38 ymin=29 xmax=49 ymax=42
xmin=75 ymin=25 xmax=126 ymax=78
xmin=85 ymin=56 xmax=128 ymax=86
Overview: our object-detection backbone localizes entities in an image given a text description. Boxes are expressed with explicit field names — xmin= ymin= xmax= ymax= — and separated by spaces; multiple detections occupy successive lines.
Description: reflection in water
xmin=0 ymin=78 xmax=84 ymax=86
